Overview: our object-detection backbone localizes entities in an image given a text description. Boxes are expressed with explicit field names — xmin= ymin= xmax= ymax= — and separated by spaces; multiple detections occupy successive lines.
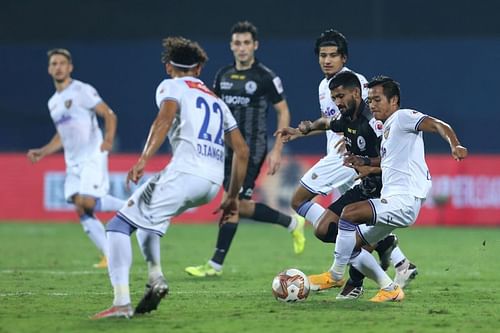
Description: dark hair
xmin=314 ymin=29 xmax=348 ymax=57
xmin=231 ymin=21 xmax=258 ymax=41
xmin=367 ymin=75 xmax=401 ymax=106
xmin=47 ymin=48 xmax=72 ymax=63
xmin=161 ymin=36 xmax=208 ymax=71
xmin=329 ymin=71 xmax=361 ymax=92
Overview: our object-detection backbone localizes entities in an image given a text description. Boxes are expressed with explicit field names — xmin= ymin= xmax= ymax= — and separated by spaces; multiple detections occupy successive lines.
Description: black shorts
xmin=328 ymin=185 xmax=375 ymax=216
xmin=223 ymin=149 xmax=266 ymax=200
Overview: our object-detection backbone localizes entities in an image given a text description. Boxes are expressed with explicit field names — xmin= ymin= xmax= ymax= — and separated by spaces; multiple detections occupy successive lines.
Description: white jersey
xmin=380 ymin=109 xmax=432 ymax=198
xmin=48 ymin=80 xmax=103 ymax=167
xmin=155 ymin=76 xmax=237 ymax=185
xmin=319 ymin=67 xmax=368 ymax=155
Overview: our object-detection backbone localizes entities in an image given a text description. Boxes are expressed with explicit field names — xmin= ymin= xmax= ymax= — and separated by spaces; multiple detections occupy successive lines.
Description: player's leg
xmin=95 ymin=194 xmax=125 ymax=212
xmin=92 ymin=215 xmax=135 ymax=319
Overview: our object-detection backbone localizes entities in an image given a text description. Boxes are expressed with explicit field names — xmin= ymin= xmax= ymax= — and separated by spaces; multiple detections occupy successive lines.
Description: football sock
xmin=95 ymin=194 xmax=125 ymax=212
xmin=390 ymin=246 xmax=407 ymax=268
xmin=80 ymin=214 xmax=108 ymax=257
xmin=297 ymin=201 xmax=325 ymax=229
xmin=347 ymin=265 xmax=365 ymax=287
xmin=252 ymin=203 xmax=291 ymax=228
xmin=107 ymin=231 xmax=132 ymax=306
xmin=211 ymin=222 xmax=238 ymax=266
xmin=322 ymin=222 xmax=339 ymax=243
xmin=331 ymin=219 xmax=357 ymax=280
xmin=350 ymin=248 xmax=392 ymax=289
xmin=136 ymin=229 xmax=163 ymax=282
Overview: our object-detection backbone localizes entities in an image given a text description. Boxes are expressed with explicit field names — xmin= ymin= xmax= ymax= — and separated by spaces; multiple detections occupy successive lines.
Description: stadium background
xmin=1 ymin=0 xmax=499 ymax=224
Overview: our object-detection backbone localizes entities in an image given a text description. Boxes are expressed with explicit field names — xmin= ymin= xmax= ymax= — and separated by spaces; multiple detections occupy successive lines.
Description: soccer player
xmin=185 ymin=21 xmax=305 ymax=278
xmin=92 ymin=36 xmax=249 ymax=319
xmin=276 ymin=31 xmax=416 ymax=297
xmin=27 ymin=48 xmax=125 ymax=268
xmin=327 ymin=75 xmax=467 ymax=302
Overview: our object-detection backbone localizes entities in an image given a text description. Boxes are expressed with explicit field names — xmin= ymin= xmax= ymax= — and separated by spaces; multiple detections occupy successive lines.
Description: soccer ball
xmin=271 ymin=268 xmax=310 ymax=302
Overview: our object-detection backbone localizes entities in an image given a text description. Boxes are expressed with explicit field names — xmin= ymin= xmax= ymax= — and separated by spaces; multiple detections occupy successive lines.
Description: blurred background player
xmin=27 ymin=48 xmax=125 ymax=268
xmin=327 ymin=75 xmax=468 ymax=302
xmin=92 ymin=36 xmax=248 ymax=319
xmin=185 ymin=21 xmax=305 ymax=278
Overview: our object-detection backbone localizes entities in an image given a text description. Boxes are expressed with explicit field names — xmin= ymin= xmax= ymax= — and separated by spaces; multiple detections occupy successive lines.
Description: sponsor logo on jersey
xmin=272 ymin=77 xmax=284 ymax=94
xmin=230 ymin=74 xmax=246 ymax=80
xmin=220 ymin=81 xmax=233 ymax=90
xmin=54 ymin=114 xmax=72 ymax=126
xmin=347 ymin=128 xmax=357 ymax=134
xmin=128 ymin=199 xmax=135 ymax=207
xmin=245 ymin=81 xmax=257 ymax=94
xmin=357 ymin=136 xmax=366 ymax=151
xmin=311 ymin=173 xmax=318 ymax=180
xmin=223 ymin=95 xmax=250 ymax=106
xmin=376 ymin=121 xmax=383 ymax=130
xmin=64 ymin=99 xmax=72 ymax=109
xmin=381 ymin=198 xmax=388 ymax=203
xmin=322 ymin=106 xmax=337 ymax=117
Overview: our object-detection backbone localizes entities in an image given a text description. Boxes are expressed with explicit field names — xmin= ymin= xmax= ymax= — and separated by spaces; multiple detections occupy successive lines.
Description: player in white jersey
xmin=92 ymin=37 xmax=249 ymax=319
xmin=27 ymin=48 xmax=126 ymax=268
xmin=276 ymin=30 xmax=416 ymax=297
xmin=327 ymin=76 xmax=467 ymax=302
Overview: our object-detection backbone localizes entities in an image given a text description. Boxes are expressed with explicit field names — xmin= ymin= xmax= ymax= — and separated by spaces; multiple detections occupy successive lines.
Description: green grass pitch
xmin=0 ymin=222 xmax=499 ymax=333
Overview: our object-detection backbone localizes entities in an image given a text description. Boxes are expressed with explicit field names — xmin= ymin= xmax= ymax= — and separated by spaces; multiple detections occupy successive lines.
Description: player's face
xmin=368 ymin=85 xmax=395 ymax=121
xmin=230 ymin=32 xmax=258 ymax=65
xmin=331 ymin=86 xmax=357 ymax=118
xmin=318 ymin=46 xmax=346 ymax=78
xmin=48 ymin=54 xmax=73 ymax=83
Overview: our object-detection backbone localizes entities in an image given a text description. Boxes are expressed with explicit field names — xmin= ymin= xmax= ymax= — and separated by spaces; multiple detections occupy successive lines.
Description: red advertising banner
xmin=1 ymin=153 xmax=499 ymax=226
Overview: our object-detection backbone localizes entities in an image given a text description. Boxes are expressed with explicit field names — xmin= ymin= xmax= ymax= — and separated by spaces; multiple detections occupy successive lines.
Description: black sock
xmin=251 ymin=203 xmax=291 ymax=228
xmin=347 ymin=265 xmax=365 ymax=287
xmin=374 ymin=234 xmax=397 ymax=258
xmin=211 ymin=223 xmax=238 ymax=265
xmin=323 ymin=222 xmax=339 ymax=243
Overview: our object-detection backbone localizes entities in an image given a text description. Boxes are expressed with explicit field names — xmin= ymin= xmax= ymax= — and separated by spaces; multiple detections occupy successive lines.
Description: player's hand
xmin=352 ymin=165 xmax=376 ymax=180
xmin=27 ymin=148 xmax=44 ymax=163
xmin=452 ymin=145 xmax=468 ymax=161
xmin=100 ymin=140 xmax=113 ymax=152
xmin=266 ymin=149 xmax=281 ymax=175
xmin=274 ymin=127 xmax=301 ymax=143
xmin=343 ymin=153 xmax=365 ymax=167
xmin=298 ymin=121 xmax=313 ymax=135
xmin=126 ymin=159 xmax=147 ymax=190
xmin=214 ymin=197 xmax=239 ymax=225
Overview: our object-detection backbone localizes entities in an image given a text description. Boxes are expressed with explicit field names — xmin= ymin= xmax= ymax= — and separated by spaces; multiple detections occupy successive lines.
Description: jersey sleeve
xmin=397 ymin=109 xmax=428 ymax=132
xmin=221 ymin=102 xmax=238 ymax=133
xmin=329 ymin=116 xmax=346 ymax=132
xmin=263 ymin=70 xmax=285 ymax=105
xmin=155 ymin=80 xmax=181 ymax=109
xmin=80 ymin=83 xmax=103 ymax=109
xmin=212 ymin=68 xmax=223 ymax=97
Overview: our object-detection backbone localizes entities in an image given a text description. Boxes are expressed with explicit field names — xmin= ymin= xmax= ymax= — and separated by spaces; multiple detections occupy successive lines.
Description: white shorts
xmin=300 ymin=152 xmax=358 ymax=196
xmin=118 ymin=167 xmax=220 ymax=235
xmin=357 ymin=195 xmax=424 ymax=245
xmin=64 ymin=151 xmax=109 ymax=201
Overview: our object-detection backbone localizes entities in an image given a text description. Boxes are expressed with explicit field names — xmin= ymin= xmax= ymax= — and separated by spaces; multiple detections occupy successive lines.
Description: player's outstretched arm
xmin=126 ymin=100 xmax=177 ymax=187
xmin=218 ymin=128 xmax=249 ymax=223
xmin=93 ymin=102 xmax=117 ymax=152
xmin=268 ymin=100 xmax=291 ymax=175
xmin=418 ymin=116 xmax=468 ymax=161
xmin=27 ymin=133 xmax=62 ymax=163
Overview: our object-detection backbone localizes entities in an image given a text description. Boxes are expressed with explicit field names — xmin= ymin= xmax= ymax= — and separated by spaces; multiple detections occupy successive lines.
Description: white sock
xmin=305 ymin=203 xmax=325 ymax=229
xmin=390 ymin=246 xmax=407 ymax=267
xmin=208 ymin=260 xmax=222 ymax=271
xmin=95 ymin=194 xmax=126 ymax=212
xmin=287 ymin=216 xmax=297 ymax=232
xmin=136 ymin=229 xmax=163 ymax=282
xmin=80 ymin=215 xmax=108 ymax=257
xmin=330 ymin=219 xmax=357 ymax=280
xmin=350 ymin=249 xmax=392 ymax=289
xmin=107 ymin=231 xmax=132 ymax=306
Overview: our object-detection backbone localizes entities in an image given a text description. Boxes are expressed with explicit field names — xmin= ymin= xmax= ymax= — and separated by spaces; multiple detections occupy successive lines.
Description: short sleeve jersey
xmin=47 ymin=79 xmax=103 ymax=167
xmin=155 ymin=76 xmax=238 ymax=185
xmin=330 ymin=102 xmax=384 ymax=192
xmin=213 ymin=60 xmax=284 ymax=161
xmin=379 ymin=109 xmax=432 ymax=198
xmin=319 ymin=67 xmax=368 ymax=155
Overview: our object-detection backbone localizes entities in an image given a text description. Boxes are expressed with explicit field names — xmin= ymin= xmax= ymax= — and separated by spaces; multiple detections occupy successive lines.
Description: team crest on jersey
xmin=245 ymin=81 xmax=257 ymax=94
xmin=357 ymin=136 xmax=366 ymax=151
xmin=311 ymin=173 xmax=318 ymax=180
xmin=64 ymin=99 xmax=72 ymax=109
xmin=381 ymin=198 xmax=388 ymax=204
xmin=384 ymin=127 xmax=390 ymax=139
xmin=128 ymin=200 xmax=135 ymax=207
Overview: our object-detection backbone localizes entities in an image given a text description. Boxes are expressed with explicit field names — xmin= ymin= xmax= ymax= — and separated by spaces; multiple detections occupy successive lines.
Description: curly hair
xmin=161 ymin=37 xmax=208 ymax=70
